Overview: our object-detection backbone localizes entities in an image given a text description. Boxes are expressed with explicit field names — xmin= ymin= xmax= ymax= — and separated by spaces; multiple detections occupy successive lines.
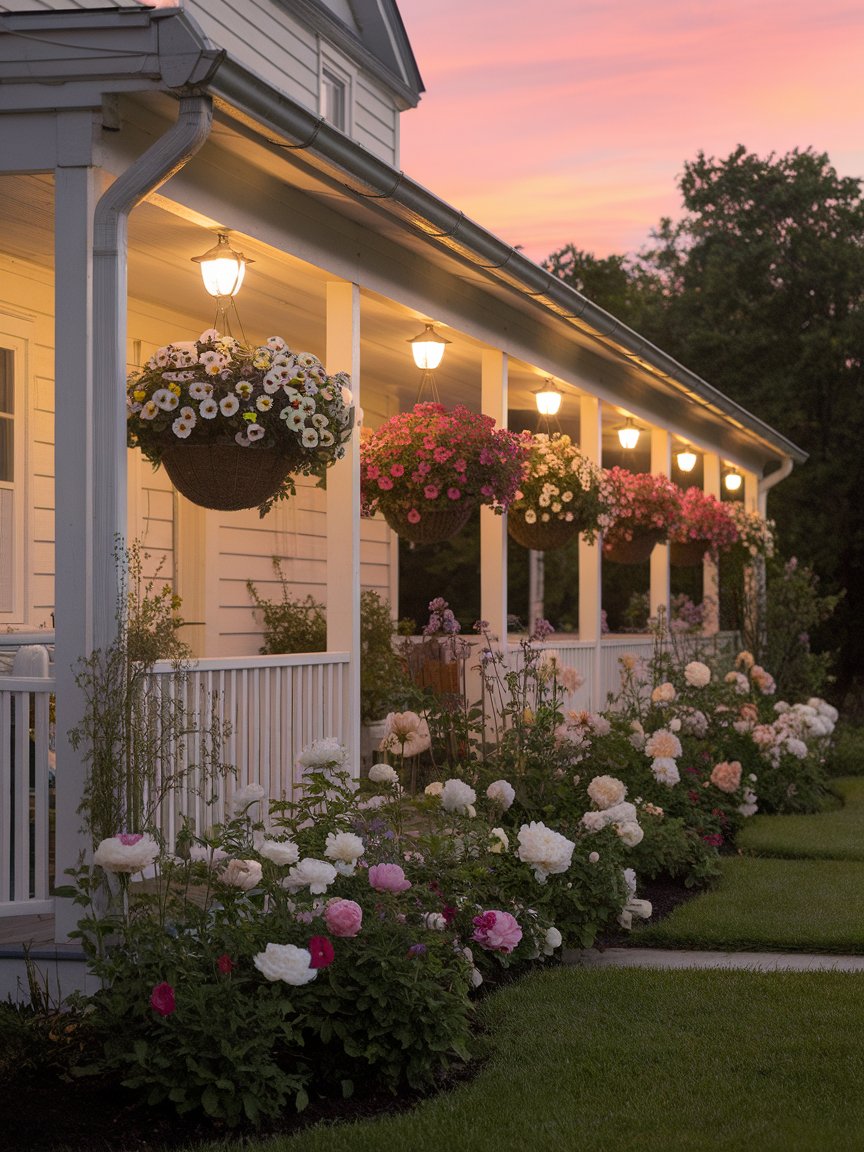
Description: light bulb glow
xmin=192 ymin=233 xmax=249 ymax=298
xmin=618 ymin=419 xmax=640 ymax=450
xmin=676 ymin=447 xmax=697 ymax=472
xmin=409 ymin=323 xmax=450 ymax=370
xmin=534 ymin=382 xmax=563 ymax=416
xmin=724 ymin=469 xmax=743 ymax=492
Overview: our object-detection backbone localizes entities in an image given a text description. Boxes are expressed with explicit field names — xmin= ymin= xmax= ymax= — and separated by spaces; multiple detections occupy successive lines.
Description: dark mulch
xmin=2 ymin=876 xmax=698 ymax=1152
xmin=593 ymin=874 xmax=703 ymax=948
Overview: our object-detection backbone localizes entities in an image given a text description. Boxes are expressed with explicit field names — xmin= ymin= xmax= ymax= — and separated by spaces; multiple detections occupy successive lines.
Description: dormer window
xmin=320 ymin=57 xmax=353 ymax=133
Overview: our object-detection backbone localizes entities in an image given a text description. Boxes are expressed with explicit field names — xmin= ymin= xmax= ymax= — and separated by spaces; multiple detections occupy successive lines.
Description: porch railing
xmin=0 ymin=675 xmax=55 ymax=915
xmin=144 ymin=652 xmax=351 ymax=850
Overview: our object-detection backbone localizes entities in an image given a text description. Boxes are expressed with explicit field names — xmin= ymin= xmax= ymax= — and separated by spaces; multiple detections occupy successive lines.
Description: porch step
xmin=0 ymin=915 xmax=100 ymax=1004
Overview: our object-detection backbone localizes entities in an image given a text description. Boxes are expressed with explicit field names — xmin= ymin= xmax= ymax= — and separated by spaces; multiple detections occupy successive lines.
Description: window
xmin=320 ymin=58 xmax=352 ymax=133
xmin=0 ymin=318 xmax=31 ymax=622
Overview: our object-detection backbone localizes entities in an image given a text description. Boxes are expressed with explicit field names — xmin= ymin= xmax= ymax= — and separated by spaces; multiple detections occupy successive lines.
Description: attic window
xmin=321 ymin=65 xmax=349 ymax=132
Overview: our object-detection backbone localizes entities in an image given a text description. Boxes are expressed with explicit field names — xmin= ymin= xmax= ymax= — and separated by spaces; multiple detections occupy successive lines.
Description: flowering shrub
xmin=725 ymin=503 xmax=776 ymax=558
xmin=670 ymin=487 xmax=739 ymax=558
xmin=508 ymin=433 xmax=615 ymax=542
xmin=602 ymin=467 xmax=684 ymax=546
xmin=359 ymin=402 xmax=528 ymax=528
xmin=127 ymin=329 xmax=353 ymax=509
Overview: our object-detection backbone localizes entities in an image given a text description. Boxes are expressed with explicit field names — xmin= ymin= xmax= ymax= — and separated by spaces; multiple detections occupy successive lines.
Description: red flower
xmin=216 ymin=953 xmax=234 ymax=975
xmin=308 ymin=935 xmax=335 ymax=969
xmin=149 ymin=982 xmax=176 ymax=1017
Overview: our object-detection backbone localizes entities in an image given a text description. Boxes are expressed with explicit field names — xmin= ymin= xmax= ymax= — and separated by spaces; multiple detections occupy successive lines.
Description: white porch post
xmin=703 ymin=452 xmax=721 ymax=635
xmin=650 ymin=428 xmax=671 ymax=624
xmin=325 ymin=282 xmax=361 ymax=764
xmin=53 ymin=142 xmax=99 ymax=939
xmin=579 ymin=395 xmax=603 ymax=709
xmin=481 ymin=349 xmax=508 ymax=646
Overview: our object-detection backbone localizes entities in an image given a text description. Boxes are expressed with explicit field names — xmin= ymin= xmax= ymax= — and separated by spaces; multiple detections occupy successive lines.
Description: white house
xmin=0 ymin=0 xmax=805 ymax=955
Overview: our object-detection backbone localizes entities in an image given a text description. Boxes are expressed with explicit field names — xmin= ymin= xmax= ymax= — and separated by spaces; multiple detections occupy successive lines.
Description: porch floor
xmin=0 ymin=913 xmax=55 ymax=948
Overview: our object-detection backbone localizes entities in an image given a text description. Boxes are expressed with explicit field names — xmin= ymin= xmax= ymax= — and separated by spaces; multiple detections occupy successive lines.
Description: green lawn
xmin=189 ymin=966 xmax=864 ymax=1152
xmin=737 ymin=777 xmax=864 ymax=860
xmin=633 ymin=856 xmax=864 ymax=952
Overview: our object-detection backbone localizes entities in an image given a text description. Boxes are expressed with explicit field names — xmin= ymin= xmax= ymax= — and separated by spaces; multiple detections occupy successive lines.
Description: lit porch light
xmin=676 ymin=444 xmax=698 ymax=472
xmin=408 ymin=323 xmax=450 ymax=371
xmin=192 ymin=232 xmax=251 ymax=298
xmin=617 ymin=418 xmax=641 ymax=450
xmin=534 ymin=380 xmax=563 ymax=417
xmin=724 ymin=468 xmax=743 ymax=492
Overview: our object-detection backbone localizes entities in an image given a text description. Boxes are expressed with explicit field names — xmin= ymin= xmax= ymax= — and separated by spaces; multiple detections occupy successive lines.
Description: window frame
xmin=0 ymin=312 xmax=32 ymax=624
xmin=319 ymin=51 xmax=354 ymax=135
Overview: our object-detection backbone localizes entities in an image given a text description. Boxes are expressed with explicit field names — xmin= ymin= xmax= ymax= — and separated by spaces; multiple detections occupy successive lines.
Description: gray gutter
xmin=207 ymin=55 xmax=806 ymax=466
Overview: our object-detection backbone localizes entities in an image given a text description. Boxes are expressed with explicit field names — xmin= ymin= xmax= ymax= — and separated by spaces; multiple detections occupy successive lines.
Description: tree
xmin=546 ymin=146 xmax=864 ymax=696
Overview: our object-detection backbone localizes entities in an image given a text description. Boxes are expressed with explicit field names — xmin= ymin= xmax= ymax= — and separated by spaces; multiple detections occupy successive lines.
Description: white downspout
xmin=757 ymin=456 xmax=794 ymax=520
xmin=90 ymin=95 xmax=213 ymax=651
xmin=753 ymin=456 xmax=794 ymax=654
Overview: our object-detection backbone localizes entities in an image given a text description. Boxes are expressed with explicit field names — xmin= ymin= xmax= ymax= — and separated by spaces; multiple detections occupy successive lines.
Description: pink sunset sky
xmin=396 ymin=0 xmax=864 ymax=264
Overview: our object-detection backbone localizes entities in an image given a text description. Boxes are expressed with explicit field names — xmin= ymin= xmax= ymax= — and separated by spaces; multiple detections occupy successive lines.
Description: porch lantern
xmin=408 ymin=322 xmax=450 ymax=371
xmin=724 ymin=468 xmax=743 ymax=492
xmin=676 ymin=444 xmax=698 ymax=472
xmin=617 ymin=418 xmax=641 ymax=450
xmin=534 ymin=380 xmax=563 ymax=417
xmin=192 ymin=232 xmax=251 ymax=298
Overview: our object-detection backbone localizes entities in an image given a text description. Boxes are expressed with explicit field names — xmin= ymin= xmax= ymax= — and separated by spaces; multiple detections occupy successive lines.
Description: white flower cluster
xmin=750 ymin=698 xmax=838 ymax=767
xmin=440 ymin=778 xmax=477 ymax=815
xmin=516 ymin=821 xmax=575 ymax=883
xmin=93 ymin=833 xmax=160 ymax=874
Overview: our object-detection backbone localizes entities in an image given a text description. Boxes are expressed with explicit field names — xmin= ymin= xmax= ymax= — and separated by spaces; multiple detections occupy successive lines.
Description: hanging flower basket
xmin=162 ymin=443 xmax=292 ymax=512
xmin=602 ymin=528 xmax=664 ymax=565
xmin=507 ymin=515 xmax=581 ymax=551
xmin=506 ymin=433 xmax=615 ymax=552
xmin=670 ymin=539 xmax=711 ymax=567
xmin=383 ymin=504 xmax=475 ymax=545
xmin=127 ymin=330 xmax=353 ymax=516
xmin=360 ymin=402 xmax=528 ymax=544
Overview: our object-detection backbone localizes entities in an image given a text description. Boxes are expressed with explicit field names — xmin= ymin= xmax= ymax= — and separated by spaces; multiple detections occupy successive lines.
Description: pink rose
xmin=150 ymin=982 xmax=176 ymax=1017
xmin=407 ymin=508 xmax=421 ymax=524
xmin=710 ymin=760 xmax=742 ymax=793
xmin=368 ymin=863 xmax=412 ymax=893
xmin=472 ymin=910 xmax=522 ymax=954
xmin=325 ymin=898 xmax=363 ymax=938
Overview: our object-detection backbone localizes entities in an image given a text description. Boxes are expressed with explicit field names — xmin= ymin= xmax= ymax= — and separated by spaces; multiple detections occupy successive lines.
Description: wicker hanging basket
xmin=602 ymin=528 xmax=664 ymax=565
xmin=670 ymin=539 xmax=711 ymax=567
xmin=507 ymin=515 xmax=581 ymax=552
xmin=161 ymin=443 xmax=292 ymax=512
xmin=383 ymin=504 xmax=474 ymax=545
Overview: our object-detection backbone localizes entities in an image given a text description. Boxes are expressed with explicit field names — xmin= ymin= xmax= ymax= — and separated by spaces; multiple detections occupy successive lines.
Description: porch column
xmin=578 ymin=395 xmax=603 ymax=709
xmin=53 ymin=140 xmax=99 ymax=939
xmin=703 ymin=452 xmax=721 ymax=634
xmin=743 ymin=468 xmax=761 ymax=649
xmin=650 ymin=428 xmax=671 ymax=624
xmin=481 ymin=349 xmax=508 ymax=646
xmin=325 ymin=282 xmax=361 ymax=765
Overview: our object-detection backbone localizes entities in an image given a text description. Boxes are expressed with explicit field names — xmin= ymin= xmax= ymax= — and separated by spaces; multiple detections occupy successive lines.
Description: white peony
xmin=651 ymin=682 xmax=676 ymax=704
xmin=543 ymin=926 xmax=563 ymax=955
xmin=258 ymin=839 xmax=300 ymax=867
xmin=440 ymin=778 xmax=477 ymax=814
xmin=324 ymin=831 xmax=365 ymax=874
xmin=651 ymin=758 xmax=681 ymax=786
xmin=517 ymin=821 xmax=575 ymax=883
xmin=615 ymin=821 xmax=644 ymax=847
xmin=486 ymin=779 xmax=516 ymax=810
xmin=684 ymin=661 xmax=711 ymax=688
xmin=489 ymin=827 xmax=509 ymax=854
xmin=285 ymin=857 xmax=338 ymax=895
xmin=297 ymin=737 xmax=348 ymax=770
xmin=253 ymin=942 xmax=317 ymax=986
xmin=580 ymin=811 xmax=607 ymax=832
xmin=93 ymin=833 xmax=160 ymax=874
xmin=587 ymin=774 xmax=627 ymax=810
xmin=230 ymin=782 xmax=266 ymax=815
xmin=644 ymin=729 xmax=682 ymax=760
xmin=424 ymin=912 xmax=447 ymax=931
xmin=424 ymin=781 xmax=444 ymax=796
xmin=219 ymin=859 xmax=263 ymax=890
xmin=368 ymin=762 xmax=399 ymax=786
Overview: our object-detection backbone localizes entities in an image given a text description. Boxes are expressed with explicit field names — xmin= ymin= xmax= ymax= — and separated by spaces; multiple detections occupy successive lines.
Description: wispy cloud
xmin=398 ymin=0 xmax=864 ymax=261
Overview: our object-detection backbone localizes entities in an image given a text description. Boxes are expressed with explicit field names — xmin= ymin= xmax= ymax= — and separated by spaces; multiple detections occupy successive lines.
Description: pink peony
xmin=710 ymin=760 xmax=743 ymax=793
xmin=368 ymin=863 xmax=412 ymax=893
xmin=149 ymin=982 xmax=176 ymax=1017
xmin=325 ymin=898 xmax=363 ymax=938
xmin=472 ymin=910 xmax=522 ymax=954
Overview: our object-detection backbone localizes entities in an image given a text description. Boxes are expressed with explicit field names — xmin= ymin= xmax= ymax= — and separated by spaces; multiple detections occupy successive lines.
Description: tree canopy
xmin=545 ymin=146 xmax=864 ymax=696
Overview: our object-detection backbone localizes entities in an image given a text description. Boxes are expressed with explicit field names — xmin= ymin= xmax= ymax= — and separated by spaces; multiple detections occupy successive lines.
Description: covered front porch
xmin=0 ymin=7 xmax=802 ymax=942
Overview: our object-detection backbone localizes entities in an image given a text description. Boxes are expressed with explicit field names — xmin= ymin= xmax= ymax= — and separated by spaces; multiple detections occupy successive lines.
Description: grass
xmin=633 ymin=856 xmax=864 ymax=952
xmin=188 ymin=966 xmax=864 ymax=1152
xmin=737 ymin=777 xmax=864 ymax=860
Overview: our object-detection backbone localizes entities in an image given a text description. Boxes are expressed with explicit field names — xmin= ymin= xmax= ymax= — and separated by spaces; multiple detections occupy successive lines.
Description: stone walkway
xmin=570 ymin=947 xmax=864 ymax=972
